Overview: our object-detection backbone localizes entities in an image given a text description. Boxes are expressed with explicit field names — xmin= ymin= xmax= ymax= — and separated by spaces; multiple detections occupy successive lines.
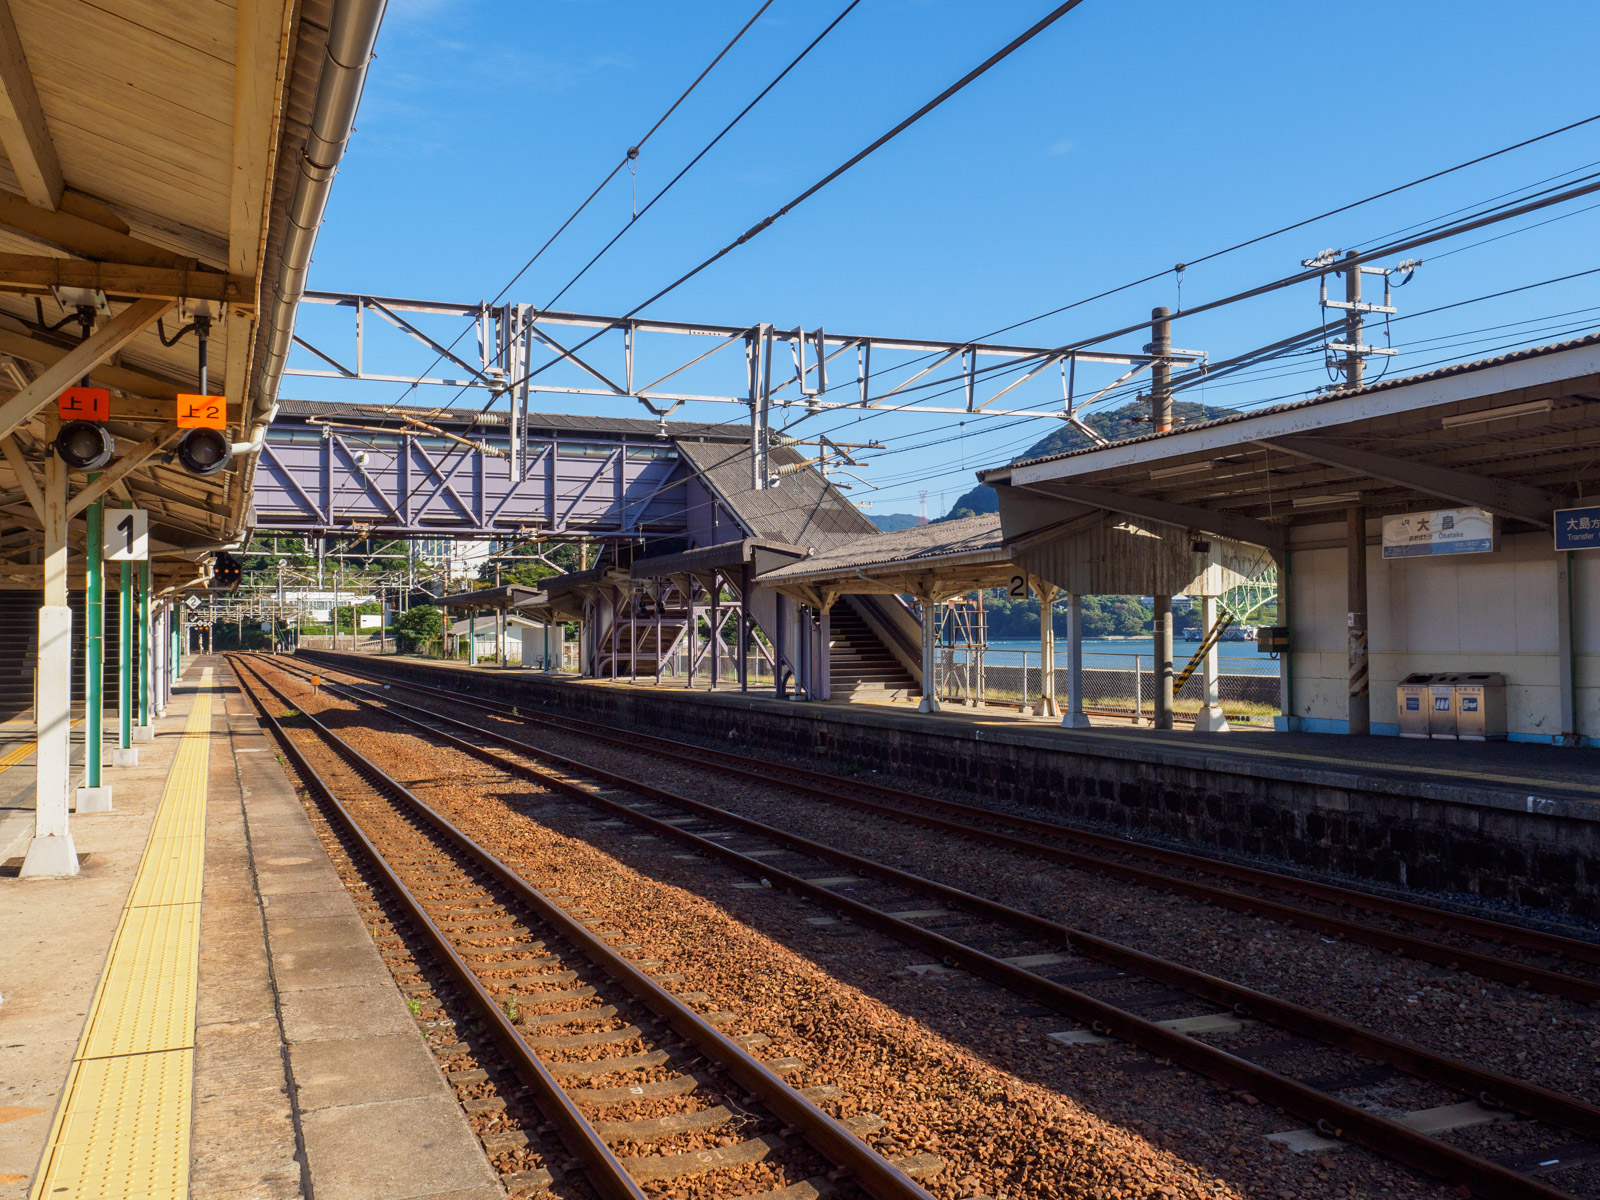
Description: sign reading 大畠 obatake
xmin=1381 ymin=507 xmax=1496 ymax=559
xmin=1554 ymin=505 xmax=1600 ymax=551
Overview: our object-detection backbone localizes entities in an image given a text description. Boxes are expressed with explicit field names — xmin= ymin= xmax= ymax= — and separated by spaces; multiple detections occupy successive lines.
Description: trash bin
xmin=1456 ymin=672 xmax=1507 ymax=741
xmin=1396 ymin=673 xmax=1434 ymax=739
xmin=1428 ymin=673 xmax=1462 ymax=739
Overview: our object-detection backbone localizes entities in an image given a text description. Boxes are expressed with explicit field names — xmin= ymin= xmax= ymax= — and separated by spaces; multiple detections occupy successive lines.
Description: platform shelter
xmin=981 ymin=335 xmax=1600 ymax=746
xmin=0 ymin=1 xmax=384 ymax=877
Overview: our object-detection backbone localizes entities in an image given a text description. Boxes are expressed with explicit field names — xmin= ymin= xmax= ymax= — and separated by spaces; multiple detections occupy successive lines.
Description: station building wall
xmin=1286 ymin=520 xmax=1600 ymax=743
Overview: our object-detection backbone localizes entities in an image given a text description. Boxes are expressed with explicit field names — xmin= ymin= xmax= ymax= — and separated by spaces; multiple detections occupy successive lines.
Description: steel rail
xmin=232 ymin=663 xmax=649 ymax=1200
xmin=231 ymin=655 xmax=935 ymax=1200
xmin=294 ymin=651 xmax=1600 ymax=970
xmin=267 ymin=659 xmax=1589 ymax=1200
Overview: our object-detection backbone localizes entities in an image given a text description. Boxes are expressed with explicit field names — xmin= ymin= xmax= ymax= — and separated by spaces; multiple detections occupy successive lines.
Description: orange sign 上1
xmin=176 ymin=393 xmax=226 ymax=429
xmin=59 ymin=386 xmax=110 ymax=423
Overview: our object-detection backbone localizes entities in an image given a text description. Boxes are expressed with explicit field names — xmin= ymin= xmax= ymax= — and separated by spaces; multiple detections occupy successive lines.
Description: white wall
xmin=1287 ymin=522 xmax=1599 ymax=742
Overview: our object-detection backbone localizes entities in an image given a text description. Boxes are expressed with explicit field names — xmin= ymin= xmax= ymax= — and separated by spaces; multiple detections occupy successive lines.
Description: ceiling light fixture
xmin=1291 ymin=492 xmax=1363 ymax=508
xmin=1439 ymin=399 xmax=1554 ymax=429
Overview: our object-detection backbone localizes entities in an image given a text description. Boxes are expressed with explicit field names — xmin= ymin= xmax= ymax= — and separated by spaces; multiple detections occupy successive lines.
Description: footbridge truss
xmin=282 ymin=291 xmax=1205 ymax=497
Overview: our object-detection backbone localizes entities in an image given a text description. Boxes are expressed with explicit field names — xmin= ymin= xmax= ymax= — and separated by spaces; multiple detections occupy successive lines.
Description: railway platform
xmin=301 ymin=651 xmax=1600 ymax=920
xmin=0 ymin=657 xmax=503 ymax=1200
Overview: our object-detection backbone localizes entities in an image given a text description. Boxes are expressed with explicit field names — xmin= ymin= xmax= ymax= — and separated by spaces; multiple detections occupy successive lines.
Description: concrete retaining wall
xmin=300 ymin=651 xmax=1600 ymax=919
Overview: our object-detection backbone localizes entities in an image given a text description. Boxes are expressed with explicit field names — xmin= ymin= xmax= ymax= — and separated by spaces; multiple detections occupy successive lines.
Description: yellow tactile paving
xmin=0 ymin=719 xmax=81 ymax=776
xmin=29 ymin=670 xmax=214 ymax=1200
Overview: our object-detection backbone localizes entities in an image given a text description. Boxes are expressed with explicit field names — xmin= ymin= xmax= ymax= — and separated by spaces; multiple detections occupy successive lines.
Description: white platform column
xmin=1194 ymin=595 xmax=1231 ymax=733
xmin=22 ymin=437 xmax=76 ymax=878
xmin=1061 ymin=593 xmax=1091 ymax=729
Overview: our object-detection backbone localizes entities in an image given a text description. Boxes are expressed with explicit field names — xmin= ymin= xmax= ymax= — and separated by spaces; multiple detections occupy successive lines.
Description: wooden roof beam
xmin=0 ymin=0 xmax=59 ymax=211
xmin=0 ymin=189 xmax=196 ymax=268
xmin=0 ymin=297 xmax=167 ymax=441
xmin=0 ymin=254 xmax=252 ymax=306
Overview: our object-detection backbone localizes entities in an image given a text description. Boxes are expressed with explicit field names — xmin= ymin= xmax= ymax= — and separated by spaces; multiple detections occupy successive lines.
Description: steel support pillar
xmin=468 ymin=610 xmax=477 ymax=665
xmin=917 ymin=596 xmax=942 ymax=714
xmin=1032 ymin=578 xmax=1059 ymax=718
xmin=135 ymin=559 xmax=152 ymax=741
xmin=817 ymin=599 xmax=831 ymax=702
xmin=21 ymin=432 xmax=75 ymax=877
xmin=1347 ymin=505 xmax=1370 ymax=736
xmin=1062 ymin=593 xmax=1090 ymax=729
xmin=1194 ymin=595 xmax=1230 ymax=733
xmin=1557 ymin=551 xmax=1580 ymax=745
xmin=1152 ymin=594 xmax=1174 ymax=729
xmin=774 ymin=592 xmax=788 ymax=699
xmin=113 ymin=555 xmax=136 ymax=766
xmin=78 ymin=492 xmax=111 ymax=812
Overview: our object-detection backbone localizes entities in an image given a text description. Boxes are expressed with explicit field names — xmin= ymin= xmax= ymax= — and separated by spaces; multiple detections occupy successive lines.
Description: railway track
xmin=259 ymin=653 xmax=1600 ymax=1199
xmin=290 ymin=649 xmax=1600 ymax=1003
xmin=231 ymin=655 xmax=939 ymax=1200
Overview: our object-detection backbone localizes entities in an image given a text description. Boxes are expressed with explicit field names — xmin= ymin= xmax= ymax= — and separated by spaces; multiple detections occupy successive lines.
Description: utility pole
xmin=1149 ymin=306 xmax=1175 ymax=730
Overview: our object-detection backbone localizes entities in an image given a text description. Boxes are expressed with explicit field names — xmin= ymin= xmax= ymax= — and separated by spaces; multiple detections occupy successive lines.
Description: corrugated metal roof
xmin=759 ymin=514 xmax=1005 ymax=581
xmin=986 ymin=332 xmax=1600 ymax=477
xmin=630 ymin=537 xmax=808 ymax=579
xmin=675 ymin=439 xmax=880 ymax=552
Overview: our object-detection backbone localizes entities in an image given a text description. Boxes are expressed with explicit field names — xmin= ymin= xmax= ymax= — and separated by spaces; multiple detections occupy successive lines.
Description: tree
xmin=393 ymin=605 xmax=442 ymax=652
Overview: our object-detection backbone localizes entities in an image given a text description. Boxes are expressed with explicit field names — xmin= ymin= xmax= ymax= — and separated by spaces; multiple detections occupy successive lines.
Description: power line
xmin=505 ymin=0 xmax=1091 ymax=401
xmin=818 ymin=169 xmax=1600 ymax=415
xmin=380 ymin=0 xmax=1093 ymax=516
xmin=376 ymin=0 xmax=777 ymax=415
xmin=542 ymin=1 xmax=863 ymax=312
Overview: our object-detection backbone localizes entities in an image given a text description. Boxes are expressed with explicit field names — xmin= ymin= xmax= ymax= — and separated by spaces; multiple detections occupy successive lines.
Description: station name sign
xmin=1554 ymin=504 xmax=1600 ymax=551
xmin=1381 ymin=507 xmax=1495 ymax=559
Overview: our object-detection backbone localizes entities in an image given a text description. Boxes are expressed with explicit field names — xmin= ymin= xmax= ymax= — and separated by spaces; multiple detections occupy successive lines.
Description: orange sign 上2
xmin=59 ymin=386 xmax=110 ymax=423
xmin=176 ymin=393 xmax=226 ymax=429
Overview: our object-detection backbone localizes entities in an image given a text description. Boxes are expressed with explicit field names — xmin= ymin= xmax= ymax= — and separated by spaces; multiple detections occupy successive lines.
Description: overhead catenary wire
xmin=380 ymin=0 xmax=1094 ymax=518
xmin=541 ymin=1 xmax=864 ymax=312
xmin=375 ymin=0 xmax=777 ymax=415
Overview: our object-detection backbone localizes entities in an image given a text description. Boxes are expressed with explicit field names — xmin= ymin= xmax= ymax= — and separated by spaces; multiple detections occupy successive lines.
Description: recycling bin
xmin=1396 ymin=673 xmax=1435 ymax=739
xmin=1428 ymin=673 xmax=1463 ymax=740
xmin=1455 ymin=672 xmax=1507 ymax=741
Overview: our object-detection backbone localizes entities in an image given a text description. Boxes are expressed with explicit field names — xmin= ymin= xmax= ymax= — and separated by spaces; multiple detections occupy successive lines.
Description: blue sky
xmin=295 ymin=0 xmax=1600 ymax=517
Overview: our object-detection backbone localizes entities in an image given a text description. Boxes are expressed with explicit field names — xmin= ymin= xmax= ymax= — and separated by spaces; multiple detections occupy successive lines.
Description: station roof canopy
xmin=435 ymin=583 xmax=546 ymax=610
xmin=758 ymin=514 xmax=1017 ymax=602
xmin=980 ymin=335 xmax=1600 ymax=555
xmin=0 ymin=1 xmax=381 ymax=585
xmin=630 ymin=536 xmax=807 ymax=581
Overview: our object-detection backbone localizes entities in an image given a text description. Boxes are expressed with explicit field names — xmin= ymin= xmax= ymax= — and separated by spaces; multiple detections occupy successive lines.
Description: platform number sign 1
xmin=103 ymin=508 xmax=148 ymax=561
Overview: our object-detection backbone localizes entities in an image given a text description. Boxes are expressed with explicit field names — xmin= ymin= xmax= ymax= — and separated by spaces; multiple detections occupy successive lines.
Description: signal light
xmin=210 ymin=551 xmax=241 ymax=591
xmin=176 ymin=427 xmax=232 ymax=476
xmin=56 ymin=420 xmax=115 ymax=470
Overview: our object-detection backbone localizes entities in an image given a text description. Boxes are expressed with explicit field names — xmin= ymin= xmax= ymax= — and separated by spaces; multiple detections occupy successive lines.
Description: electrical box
xmin=1256 ymin=625 xmax=1288 ymax=653
xmin=1455 ymin=673 xmax=1507 ymax=741
xmin=1396 ymin=673 xmax=1434 ymax=739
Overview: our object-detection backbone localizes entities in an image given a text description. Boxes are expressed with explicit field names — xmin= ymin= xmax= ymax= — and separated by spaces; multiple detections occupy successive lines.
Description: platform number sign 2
xmin=176 ymin=393 xmax=225 ymax=429
xmin=103 ymin=508 xmax=148 ymax=561
xmin=1008 ymin=574 xmax=1031 ymax=599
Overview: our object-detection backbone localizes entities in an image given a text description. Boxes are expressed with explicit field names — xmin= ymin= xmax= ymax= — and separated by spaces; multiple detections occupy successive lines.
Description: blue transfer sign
xmin=1554 ymin=505 xmax=1600 ymax=551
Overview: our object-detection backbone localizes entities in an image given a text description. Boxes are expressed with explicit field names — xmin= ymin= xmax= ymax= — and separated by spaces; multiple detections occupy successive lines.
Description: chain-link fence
xmin=935 ymin=651 xmax=1280 ymax=724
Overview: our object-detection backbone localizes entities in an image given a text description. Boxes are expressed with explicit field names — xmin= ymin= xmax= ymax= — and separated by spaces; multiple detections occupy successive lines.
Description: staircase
xmin=827 ymin=599 xmax=917 ymax=702
xmin=0 ymin=589 xmax=123 ymax=722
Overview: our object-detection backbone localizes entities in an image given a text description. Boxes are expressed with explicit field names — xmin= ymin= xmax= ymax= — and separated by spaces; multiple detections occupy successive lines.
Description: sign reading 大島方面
xmin=1554 ymin=505 xmax=1600 ymax=551
xmin=1381 ymin=507 xmax=1495 ymax=559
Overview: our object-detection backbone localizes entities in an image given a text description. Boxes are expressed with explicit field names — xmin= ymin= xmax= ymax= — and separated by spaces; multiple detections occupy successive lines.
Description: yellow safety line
xmin=0 ymin=720 xmax=82 ymax=776
xmin=29 ymin=670 xmax=214 ymax=1200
